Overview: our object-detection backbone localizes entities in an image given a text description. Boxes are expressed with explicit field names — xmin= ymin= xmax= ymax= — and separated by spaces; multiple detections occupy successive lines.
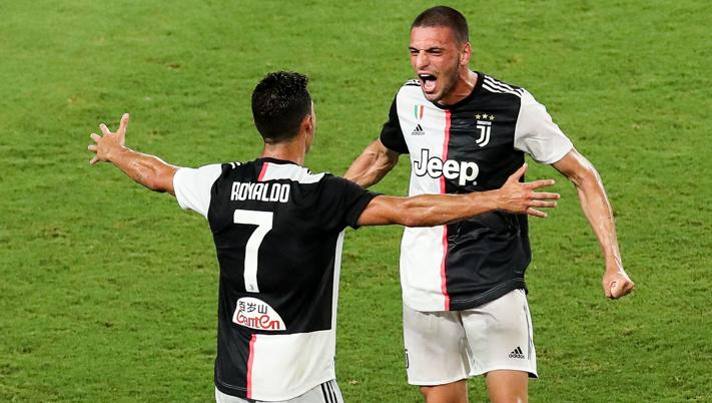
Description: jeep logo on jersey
xmin=232 ymin=297 xmax=286 ymax=331
xmin=413 ymin=149 xmax=479 ymax=186
xmin=474 ymin=113 xmax=495 ymax=147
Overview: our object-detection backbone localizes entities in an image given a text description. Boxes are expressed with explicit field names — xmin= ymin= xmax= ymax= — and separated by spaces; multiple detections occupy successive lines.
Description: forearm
xmin=108 ymin=147 xmax=178 ymax=194
xmin=344 ymin=151 xmax=382 ymax=187
xmin=344 ymin=140 xmax=398 ymax=188
xmin=401 ymin=192 xmax=500 ymax=226
xmin=574 ymin=170 xmax=622 ymax=269
xmin=360 ymin=192 xmax=500 ymax=227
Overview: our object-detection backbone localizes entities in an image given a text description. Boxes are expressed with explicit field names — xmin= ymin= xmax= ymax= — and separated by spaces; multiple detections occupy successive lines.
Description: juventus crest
xmin=474 ymin=113 xmax=495 ymax=147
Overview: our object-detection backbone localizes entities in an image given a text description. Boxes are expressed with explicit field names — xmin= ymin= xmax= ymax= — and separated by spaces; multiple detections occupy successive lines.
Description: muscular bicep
xmin=551 ymin=148 xmax=598 ymax=186
xmin=159 ymin=165 xmax=178 ymax=195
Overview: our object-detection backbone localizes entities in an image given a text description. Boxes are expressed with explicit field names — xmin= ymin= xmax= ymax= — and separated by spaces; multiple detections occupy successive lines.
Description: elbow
xmin=144 ymin=177 xmax=164 ymax=192
xmin=144 ymin=172 xmax=171 ymax=193
xmin=569 ymin=165 xmax=601 ymax=189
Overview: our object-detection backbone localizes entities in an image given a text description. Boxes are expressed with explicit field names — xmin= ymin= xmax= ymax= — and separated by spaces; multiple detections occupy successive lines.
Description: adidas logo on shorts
xmin=509 ymin=346 xmax=525 ymax=359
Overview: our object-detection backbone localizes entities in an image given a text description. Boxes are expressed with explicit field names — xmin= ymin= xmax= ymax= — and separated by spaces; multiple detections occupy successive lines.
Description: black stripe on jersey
xmin=484 ymin=75 xmax=522 ymax=93
xmin=326 ymin=382 xmax=334 ymax=403
xmin=439 ymin=73 xmax=531 ymax=310
xmin=482 ymin=82 xmax=520 ymax=98
xmin=485 ymin=76 xmax=523 ymax=94
xmin=483 ymin=76 xmax=523 ymax=97
xmin=328 ymin=381 xmax=339 ymax=403
xmin=404 ymin=79 xmax=421 ymax=87
xmin=482 ymin=82 xmax=516 ymax=97
xmin=214 ymin=314 xmax=251 ymax=398
xmin=321 ymin=383 xmax=331 ymax=403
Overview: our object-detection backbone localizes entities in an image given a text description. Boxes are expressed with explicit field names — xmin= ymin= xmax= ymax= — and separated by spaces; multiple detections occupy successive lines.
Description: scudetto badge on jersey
xmin=232 ymin=297 xmax=286 ymax=331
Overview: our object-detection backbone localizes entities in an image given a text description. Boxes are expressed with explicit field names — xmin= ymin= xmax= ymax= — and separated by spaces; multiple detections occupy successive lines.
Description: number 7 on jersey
xmin=233 ymin=209 xmax=273 ymax=293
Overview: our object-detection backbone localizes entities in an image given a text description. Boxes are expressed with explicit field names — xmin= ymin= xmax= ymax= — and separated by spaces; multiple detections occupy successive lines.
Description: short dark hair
xmin=411 ymin=6 xmax=469 ymax=44
xmin=251 ymin=71 xmax=312 ymax=143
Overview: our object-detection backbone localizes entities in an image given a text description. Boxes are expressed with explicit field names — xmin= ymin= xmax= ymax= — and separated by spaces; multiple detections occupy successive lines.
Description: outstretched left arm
xmin=88 ymin=113 xmax=179 ymax=194
xmin=552 ymin=149 xmax=635 ymax=299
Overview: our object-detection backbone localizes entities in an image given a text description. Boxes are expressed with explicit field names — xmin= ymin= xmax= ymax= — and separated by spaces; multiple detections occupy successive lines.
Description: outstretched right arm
xmin=357 ymin=164 xmax=560 ymax=227
xmin=87 ymin=113 xmax=179 ymax=194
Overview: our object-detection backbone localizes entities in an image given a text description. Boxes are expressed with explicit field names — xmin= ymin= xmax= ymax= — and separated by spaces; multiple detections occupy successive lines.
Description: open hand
xmin=497 ymin=163 xmax=560 ymax=217
xmin=88 ymin=113 xmax=129 ymax=165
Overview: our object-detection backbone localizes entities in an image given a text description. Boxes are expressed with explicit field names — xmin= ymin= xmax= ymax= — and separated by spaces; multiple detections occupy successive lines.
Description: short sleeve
xmin=514 ymin=90 xmax=573 ymax=164
xmin=379 ymin=96 xmax=409 ymax=154
xmin=317 ymin=175 xmax=378 ymax=231
xmin=173 ymin=164 xmax=223 ymax=218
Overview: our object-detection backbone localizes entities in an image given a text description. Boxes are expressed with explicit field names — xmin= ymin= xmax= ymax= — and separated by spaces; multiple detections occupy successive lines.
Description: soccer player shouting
xmin=87 ymin=71 xmax=559 ymax=403
xmin=345 ymin=6 xmax=635 ymax=403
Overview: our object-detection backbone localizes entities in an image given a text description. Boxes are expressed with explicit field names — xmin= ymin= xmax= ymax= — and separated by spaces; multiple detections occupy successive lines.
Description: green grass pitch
xmin=1 ymin=1 xmax=710 ymax=401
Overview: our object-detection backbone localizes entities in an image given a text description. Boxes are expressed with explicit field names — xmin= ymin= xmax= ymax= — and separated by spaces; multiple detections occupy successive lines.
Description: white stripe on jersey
xmin=482 ymin=77 xmax=523 ymax=98
xmin=261 ymin=162 xmax=325 ymax=184
xmin=249 ymin=330 xmax=336 ymax=401
xmin=331 ymin=231 xmax=345 ymax=329
xmin=395 ymin=84 xmax=450 ymax=311
xmin=484 ymin=76 xmax=523 ymax=95
xmin=482 ymin=82 xmax=520 ymax=97
xmin=484 ymin=76 xmax=523 ymax=96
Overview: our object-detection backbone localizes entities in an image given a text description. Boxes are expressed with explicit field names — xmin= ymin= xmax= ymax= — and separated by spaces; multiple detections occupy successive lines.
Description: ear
xmin=301 ymin=113 xmax=314 ymax=134
xmin=460 ymin=41 xmax=472 ymax=66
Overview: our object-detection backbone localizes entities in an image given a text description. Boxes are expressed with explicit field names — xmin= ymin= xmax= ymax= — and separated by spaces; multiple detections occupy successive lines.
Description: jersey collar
xmin=257 ymin=157 xmax=301 ymax=166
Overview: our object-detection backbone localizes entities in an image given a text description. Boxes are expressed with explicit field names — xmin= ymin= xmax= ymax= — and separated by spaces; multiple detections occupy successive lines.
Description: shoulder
xmin=208 ymin=160 xmax=245 ymax=181
xmin=479 ymin=73 xmax=525 ymax=99
xmin=394 ymin=79 xmax=426 ymax=104
xmin=223 ymin=161 xmax=243 ymax=170
xmin=214 ymin=161 xmax=243 ymax=176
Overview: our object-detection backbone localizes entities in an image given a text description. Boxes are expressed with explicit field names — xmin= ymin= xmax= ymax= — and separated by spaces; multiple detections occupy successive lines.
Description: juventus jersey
xmin=380 ymin=72 xmax=573 ymax=312
xmin=173 ymin=158 xmax=375 ymax=401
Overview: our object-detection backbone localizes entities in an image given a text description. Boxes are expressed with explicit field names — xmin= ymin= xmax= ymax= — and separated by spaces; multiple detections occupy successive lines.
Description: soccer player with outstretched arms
xmin=87 ymin=72 xmax=559 ymax=402
xmin=344 ymin=7 xmax=634 ymax=403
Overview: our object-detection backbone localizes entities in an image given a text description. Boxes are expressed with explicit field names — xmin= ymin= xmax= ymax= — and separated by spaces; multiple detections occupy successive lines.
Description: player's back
xmin=173 ymin=157 xmax=374 ymax=401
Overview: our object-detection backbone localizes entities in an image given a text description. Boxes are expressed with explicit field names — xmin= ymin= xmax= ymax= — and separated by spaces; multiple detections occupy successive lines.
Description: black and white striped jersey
xmin=173 ymin=158 xmax=376 ymax=401
xmin=380 ymin=72 xmax=573 ymax=312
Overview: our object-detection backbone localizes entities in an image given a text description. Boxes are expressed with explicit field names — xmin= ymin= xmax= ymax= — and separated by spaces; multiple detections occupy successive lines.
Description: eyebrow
xmin=409 ymin=46 xmax=445 ymax=52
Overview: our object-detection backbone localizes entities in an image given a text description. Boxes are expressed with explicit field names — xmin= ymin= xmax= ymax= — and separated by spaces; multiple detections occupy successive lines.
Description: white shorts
xmin=403 ymin=289 xmax=537 ymax=385
xmin=215 ymin=380 xmax=343 ymax=403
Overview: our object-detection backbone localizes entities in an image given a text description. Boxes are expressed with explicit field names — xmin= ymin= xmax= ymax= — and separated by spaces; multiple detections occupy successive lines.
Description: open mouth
xmin=418 ymin=73 xmax=437 ymax=93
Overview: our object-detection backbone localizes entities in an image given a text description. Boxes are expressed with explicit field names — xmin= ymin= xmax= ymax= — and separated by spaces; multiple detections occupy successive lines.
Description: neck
xmin=260 ymin=136 xmax=307 ymax=165
xmin=439 ymin=69 xmax=478 ymax=106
